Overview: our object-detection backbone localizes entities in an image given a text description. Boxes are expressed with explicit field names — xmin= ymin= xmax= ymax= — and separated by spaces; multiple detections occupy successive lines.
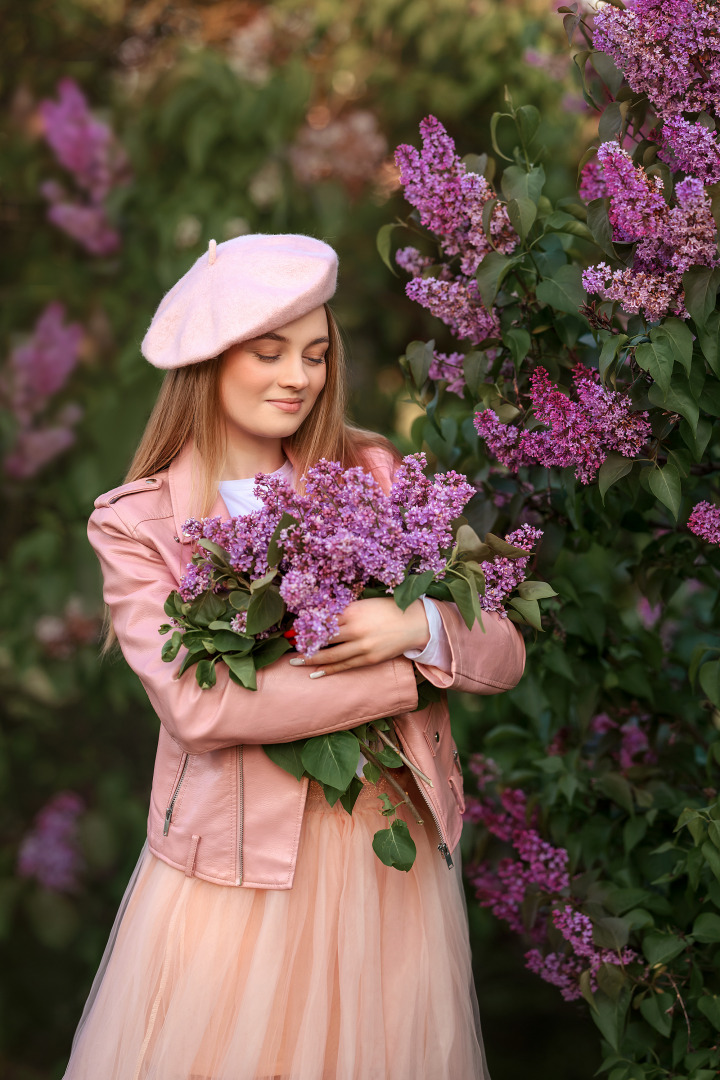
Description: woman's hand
xmin=289 ymin=596 xmax=430 ymax=677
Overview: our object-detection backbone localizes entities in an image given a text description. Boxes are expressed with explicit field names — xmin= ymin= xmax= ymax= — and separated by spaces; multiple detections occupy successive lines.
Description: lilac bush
xmin=17 ymin=791 xmax=86 ymax=893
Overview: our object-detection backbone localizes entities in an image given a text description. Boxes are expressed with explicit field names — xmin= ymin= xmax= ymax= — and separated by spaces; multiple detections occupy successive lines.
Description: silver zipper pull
xmin=163 ymin=806 xmax=173 ymax=836
xmin=438 ymin=842 xmax=454 ymax=869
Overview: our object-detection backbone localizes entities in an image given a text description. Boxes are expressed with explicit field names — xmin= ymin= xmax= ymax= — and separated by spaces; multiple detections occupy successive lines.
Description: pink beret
xmin=141 ymin=233 xmax=338 ymax=369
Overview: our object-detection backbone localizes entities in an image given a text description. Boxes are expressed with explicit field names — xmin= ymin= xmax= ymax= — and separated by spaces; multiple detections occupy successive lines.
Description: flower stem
xmin=368 ymin=724 xmax=434 ymax=787
xmin=357 ymin=739 xmax=425 ymax=825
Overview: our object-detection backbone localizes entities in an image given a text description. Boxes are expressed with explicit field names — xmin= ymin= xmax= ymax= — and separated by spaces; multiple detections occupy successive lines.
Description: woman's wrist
xmin=406 ymin=597 xmax=431 ymax=652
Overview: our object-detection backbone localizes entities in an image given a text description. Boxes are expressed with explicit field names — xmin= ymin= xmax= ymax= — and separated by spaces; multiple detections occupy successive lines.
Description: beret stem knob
xmin=207 ymin=239 xmax=217 ymax=265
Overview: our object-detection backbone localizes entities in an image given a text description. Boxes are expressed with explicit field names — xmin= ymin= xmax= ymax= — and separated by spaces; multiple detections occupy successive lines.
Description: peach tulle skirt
xmin=63 ymin=770 xmax=489 ymax=1080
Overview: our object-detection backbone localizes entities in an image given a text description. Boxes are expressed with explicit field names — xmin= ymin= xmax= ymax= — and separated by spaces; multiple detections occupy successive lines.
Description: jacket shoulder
xmin=93 ymin=474 xmax=166 ymax=509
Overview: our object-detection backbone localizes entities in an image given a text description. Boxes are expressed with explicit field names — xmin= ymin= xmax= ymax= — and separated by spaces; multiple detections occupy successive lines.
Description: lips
xmin=267 ymin=399 xmax=303 ymax=412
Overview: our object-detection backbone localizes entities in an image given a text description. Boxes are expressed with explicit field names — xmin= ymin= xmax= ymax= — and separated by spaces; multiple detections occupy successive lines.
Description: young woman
xmin=65 ymin=233 xmax=526 ymax=1080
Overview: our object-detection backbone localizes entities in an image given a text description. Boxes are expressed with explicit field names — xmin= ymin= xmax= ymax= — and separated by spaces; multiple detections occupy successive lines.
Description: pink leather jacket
xmin=87 ymin=436 xmax=526 ymax=889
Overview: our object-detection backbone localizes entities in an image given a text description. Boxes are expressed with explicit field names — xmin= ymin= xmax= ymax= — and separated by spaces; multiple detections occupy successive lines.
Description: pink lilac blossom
xmin=593 ymin=0 xmax=720 ymax=118
xmin=39 ymin=78 xmax=130 ymax=255
xmin=429 ymin=351 xmax=466 ymax=396
xmin=525 ymin=948 xmax=587 ymax=1002
xmin=474 ymin=363 xmax=651 ymax=484
xmin=659 ymin=116 xmax=720 ymax=185
xmin=395 ymin=246 xmax=433 ymax=276
xmin=479 ymin=524 xmax=543 ymax=615
xmin=394 ymin=115 xmax=517 ymax=276
xmin=688 ymin=500 xmax=720 ymax=544
xmin=579 ymin=159 xmax=608 ymax=202
xmin=1 ymin=304 xmax=84 ymax=478
xmin=596 ymin=143 xmax=666 ymax=243
xmin=181 ymin=453 xmax=475 ymax=656
xmin=405 ymin=275 xmax=500 ymax=345
xmin=16 ymin=791 xmax=86 ymax=892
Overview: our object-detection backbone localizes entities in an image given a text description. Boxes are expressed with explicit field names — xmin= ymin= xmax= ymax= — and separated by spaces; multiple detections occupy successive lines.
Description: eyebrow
xmin=251 ymin=331 xmax=330 ymax=347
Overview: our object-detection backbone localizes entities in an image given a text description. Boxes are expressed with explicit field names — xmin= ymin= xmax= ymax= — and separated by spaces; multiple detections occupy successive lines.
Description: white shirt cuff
xmin=402 ymin=595 xmax=452 ymax=670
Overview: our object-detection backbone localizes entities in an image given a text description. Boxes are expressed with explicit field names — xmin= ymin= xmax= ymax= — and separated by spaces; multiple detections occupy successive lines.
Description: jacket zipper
xmin=397 ymin=733 xmax=454 ymax=869
xmin=163 ymin=752 xmax=189 ymax=835
xmin=236 ymin=745 xmax=244 ymax=885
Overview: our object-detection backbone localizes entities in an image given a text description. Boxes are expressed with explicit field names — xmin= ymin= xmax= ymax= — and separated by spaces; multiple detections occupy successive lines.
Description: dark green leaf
xmin=508 ymin=597 xmax=543 ymax=630
xmin=515 ymin=105 xmax=541 ymax=146
xmin=693 ymin=912 xmax=720 ymax=943
xmin=301 ymin=731 xmax=360 ymax=790
xmin=536 ymin=264 xmax=586 ymax=315
xmin=516 ymin=580 xmax=557 ymax=600
xmin=224 ymin=653 xmax=257 ymax=689
xmin=598 ymin=453 xmax=633 ymax=502
xmin=189 ymin=590 xmax=227 ymax=627
xmin=362 ymin=762 xmax=382 ymax=784
xmin=340 ymin=775 xmax=364 ymax=815
xmin=377 ymin=222 xmax=400 ymax=276
xmin=503 ymin=328 xmax=531 ymax=368
xmin=592 ymin=916 xmax=630 ymax=950
xmin=446 ymin=572 xmax=479 ymax=630
xmin=195 ymin=658 xmax=217 ymax=689
xmin=246 ymin=587 xmax=285 ymax=635
xmin=586 ymin=198 xmax=615 ymax=258
xmin=507 ymin=196 xmax=537 ymax=240
xmin=698 ymin=995 xmax=720 ymax=1032
xmin=696 ymin=310 xmax=720 ymax=374
xmin=700 ymin=660 xmax=720 ymax=707
xmin=392 ymin=569 xmax=435 ymax=611
xmin=639 ymin=992 xmax=673 ymax=1037
xmin=372 ymin=819 xmax=417 ymax=871
xmin=590 ymin=50 xmax=624 ymax=95
xmin=648 ymin=463 xmax=681 ymax=520
xmin=263 ymin=740 xmax=307 ymax=781
xmin=476 ymin=251 xmax=514 ymax=308
xmin=161 ymin=630 xmax=183 ymax=663
xmin=635 ymin=338 xmax=675 ymax=395
xmin=212 ymin=630 xmax=254 ymax=653
xmin=253 ymin=635 xmax=293 ymax=669
xmin=642 ymin=932 xmax=686 ymax=967
xmin=229 ymin=590 xmax=252 ymax=611
xmin=406 ymin=339 xmax=435 ymax=389
xmin=683 ymin=266 xmax=720 ymax=323
xmin=266 ymin=511 xmax=300 ymax=567
xmin=249 ymin=567 xmax=278 ymax=593
xmin=375 ymin=745 xmax=403 ymax=768
xmin=500 ymin=164 xmax=545 ymax=204
xmin=462 ymin=351 xmax=491 ymax=397
xmin=648 ymin=375 xmax=699 ymax=434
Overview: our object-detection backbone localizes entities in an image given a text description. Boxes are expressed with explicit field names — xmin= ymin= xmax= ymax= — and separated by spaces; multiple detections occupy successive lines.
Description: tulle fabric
xmin=64 ymin=769 xmax=489 ymax=1080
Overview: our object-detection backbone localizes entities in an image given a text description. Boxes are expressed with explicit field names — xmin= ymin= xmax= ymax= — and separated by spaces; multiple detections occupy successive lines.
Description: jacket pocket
xmin=448 ymin=745 xmax=465 ymax=813
xmin=163 ymin=751 xmax=190 ymax=836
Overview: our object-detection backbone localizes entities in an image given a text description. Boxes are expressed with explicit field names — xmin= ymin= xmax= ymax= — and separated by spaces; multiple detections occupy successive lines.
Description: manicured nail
xmin=289 ymin=657 xmax=305 ymax=666
xmin=309 ymin=670 xmax=326 ymax=679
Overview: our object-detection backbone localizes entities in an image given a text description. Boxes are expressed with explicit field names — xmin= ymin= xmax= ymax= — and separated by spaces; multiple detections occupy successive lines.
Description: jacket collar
xmin=167 ymin=435 xmax=297 ymax=545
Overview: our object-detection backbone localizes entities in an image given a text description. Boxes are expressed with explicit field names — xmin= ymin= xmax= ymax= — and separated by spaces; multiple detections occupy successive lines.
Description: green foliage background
xmin=0 ymin=2 xmax=600 ymax=1077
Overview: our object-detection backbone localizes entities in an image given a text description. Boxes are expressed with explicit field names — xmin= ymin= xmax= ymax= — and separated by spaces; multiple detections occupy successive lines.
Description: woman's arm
xmin=87 ymin=505 xmax=419 ymax=756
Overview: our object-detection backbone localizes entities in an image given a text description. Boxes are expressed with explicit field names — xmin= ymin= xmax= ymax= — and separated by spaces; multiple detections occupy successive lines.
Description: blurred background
xmin=1 ymin=1 xmax=598 ymax=1075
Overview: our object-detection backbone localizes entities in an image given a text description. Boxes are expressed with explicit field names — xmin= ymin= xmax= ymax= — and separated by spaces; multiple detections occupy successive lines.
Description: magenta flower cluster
xmin=588 ymin=712 xmax=658 ymax=773
xmin=474 ymin=362 xmax=651 ymax=484
xmin=181 ymin=453 xmax=475 ymax=656
xmin=479 ymin=524 xmax=543 ymax=615
xmin=581 ymin=145 xmax=719 ymax=321
xmin=688 ymin=500 xmax=720 ymax=545
xmin=394 ymin=116 xmax=514 ymax=346
xmin=39 ymin=78 xmax=131 ymax=255
xmin=16 ymin=790 xmax=86 ymax=892
xmin=0 ymin=303 xmax=84 ymax=479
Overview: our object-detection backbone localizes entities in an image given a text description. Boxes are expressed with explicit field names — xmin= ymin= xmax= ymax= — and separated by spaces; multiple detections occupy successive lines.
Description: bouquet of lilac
xmin=159 ymin=452 xmax=551 ymax=870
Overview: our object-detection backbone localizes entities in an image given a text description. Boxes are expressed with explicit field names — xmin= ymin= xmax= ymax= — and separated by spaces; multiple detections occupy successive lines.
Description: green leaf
xmin=507 ymin=196 xmax=537 ymax=240
xmin=515 ymin=105 xmax=541 ymax=146
xmin=476 ymin=251 xmax=514 ymax=308
xmin=301 ymin=731 xmax=360 ymax=791
xmin=372 ymin=819 xmax=417 ymax=872
xmin=692 ymin=912 xmax=720 ymax=943
xmin=500 ymin=164 xmax=545 ymax=204
xmin=246 ymin=587 xmax=285 ymax=635
xmin=503 ymin=328 xmax=531 ymax=368
xmin=516 ymin=580 xmax=557 ymax=600
xmin=592 ymin=917 xmax=630 ymax=950
xmin=635 ymin=339 xmax=675 ymax=395
xmin=598 ymin=453 xmax=633 ymax=502
xmin=249 ymin=567 xmax=278 ymax=593
xmin=197 ymin=537 xmax=232 ymax=568
xmin=698 ymin=995 xmax=720 ymax=1032
xmin=164 ymin=591 xmax=185 ymax=618
xmin=375 ymin=745 xmax=404 ymax=768
xmin=648 ymin=462 xmax=681 ymax=520
xmin=509 ymin=597 xmax=543 ymax=630
xmin=161 ymin=630 xmax=183 ymax=663
xmin=590 ymin=50 xmax=624 ymax=95
xmin=651 ymin=318 xmax=694 ymax=377
xmin=683 ymin=265 xmax=720 ymax=323
xmin=195 ymin=658 xmax=217 ymax=689
xmin=598 ymin=334 xmax=628 ymax=383
xmin=483 ymin=532 xmax=532 ymax=557
xmin=462 ymin=351 xmax=491 ymax=397
xmin=680 ymin=416 xmax=712 ymax=462
xmin=406 ymin=339 xmax=435 ymax=388
xmin=224 ymin=652 xmax=257 ymax=689
xmin=696 ymin=310 xmax=720 ymax=375
xmin=536 ymin=264 xmax=586 ymax=315
xmin=642 ymin=932 xmax=686 ymax=967
xmin=586 ymin=198 xmax=615 ymax=258
xmin=392 ymin=570 xmax=435 ymax=612
xmin=340 ymin=775 xmax=364 ymax=815
xmin=639 ymin=992 xmax=673 ymax=1037
xmin=212 ymin=630 xmax=253 ymax=653
xmin=190 ymin=590 xmax=227 ymax=627
xmin=490 ymin=111 xmax=514 ymax=162
xmin=377 ymin=222 xmax=400 ymax=276
xmin=229 ymin=590 xmax=252 ymax=611
xmin=266 ymin=511 xmax=300 ymax=567
xmin=362 ymin=762 xmax=382 ymax=784
xmin=253 ymin=635 xmax=292 ymax=670
xmin=597 ymin=773 xmax=634 ymax=815
xmin=703 ymin=839 xmax=720 ymax=882
xmin=648 ymin=375 xmax=699 ymax=434
xmin=446 ymin=572 xmax=480 ymax=630
xmin=700 ymin=660 xmax=720 ymax=707
xmin=263 ymin=740 xmax=307 ymax=781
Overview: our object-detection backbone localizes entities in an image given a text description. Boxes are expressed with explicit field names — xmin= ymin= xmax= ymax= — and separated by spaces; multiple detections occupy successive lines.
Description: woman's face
xmin=218 ymin=305 xmax=329 ymax=440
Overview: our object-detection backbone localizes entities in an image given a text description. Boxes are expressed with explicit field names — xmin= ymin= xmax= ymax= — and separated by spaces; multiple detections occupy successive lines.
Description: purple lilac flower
xmin=395 ymin=246 xmax=433 ymax=276
xmin=479 ymin=524 xmax=543 ymax=615
xmin=659 ymin=116 xmax=720 ymax=185
xmin=1 ymin=304 xmax=84 ymax=479
xmin=17 ymin=791 xmax=86 ymax=892
xmin=394 ymin=115 xmax=517 ymax=276
xmin=688 ymin=500 xmax=720 ymax=544
xmin=429 ymin=351 xmax=466 ymax=396
xmin=593 ymin=0 xmax=720 ymax=119
xmin=405 ymin=275 xmax=500 ymax=345
xmin=474 ymin=364 xmax=651 ymax=484
xmin=595 ymin=143 xmax=666 ymax=243
xmin=525 ymin=949 xmax=587 ymax=1002
xmin=579 ymin=159 xmax=608 ymax=202
xmin=39 ymin=78 xmax=131 ymax=255
xmin=181 ymin=453 xmax=475 ymax=656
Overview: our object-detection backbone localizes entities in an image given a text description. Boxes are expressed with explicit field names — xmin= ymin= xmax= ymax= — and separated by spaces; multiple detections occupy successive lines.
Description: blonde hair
xmin=99 ymin=303 xmax=399 ymax=657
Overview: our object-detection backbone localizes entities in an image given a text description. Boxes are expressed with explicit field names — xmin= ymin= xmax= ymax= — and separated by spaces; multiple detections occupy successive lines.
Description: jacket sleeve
xmin=413 ymin=599 xmax=526 ymax=694
xmin=87 ymin=504 xmax=419 ymax=755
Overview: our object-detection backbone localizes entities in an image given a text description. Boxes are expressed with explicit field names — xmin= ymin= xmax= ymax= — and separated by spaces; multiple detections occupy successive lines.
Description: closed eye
xmin=253 ymin=352 xmax=326 ymax=364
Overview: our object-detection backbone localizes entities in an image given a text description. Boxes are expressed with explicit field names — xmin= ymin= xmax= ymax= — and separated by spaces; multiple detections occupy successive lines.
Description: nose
xmin=276 ymin=351 xmax=311 ymax=390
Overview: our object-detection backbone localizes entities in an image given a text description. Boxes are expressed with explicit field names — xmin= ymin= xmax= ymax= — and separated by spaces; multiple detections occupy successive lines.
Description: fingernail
xmin=309 ymin=670 xmax=326 ymax=679
xmin=289 ymin=657 xmax=306 ymax=666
